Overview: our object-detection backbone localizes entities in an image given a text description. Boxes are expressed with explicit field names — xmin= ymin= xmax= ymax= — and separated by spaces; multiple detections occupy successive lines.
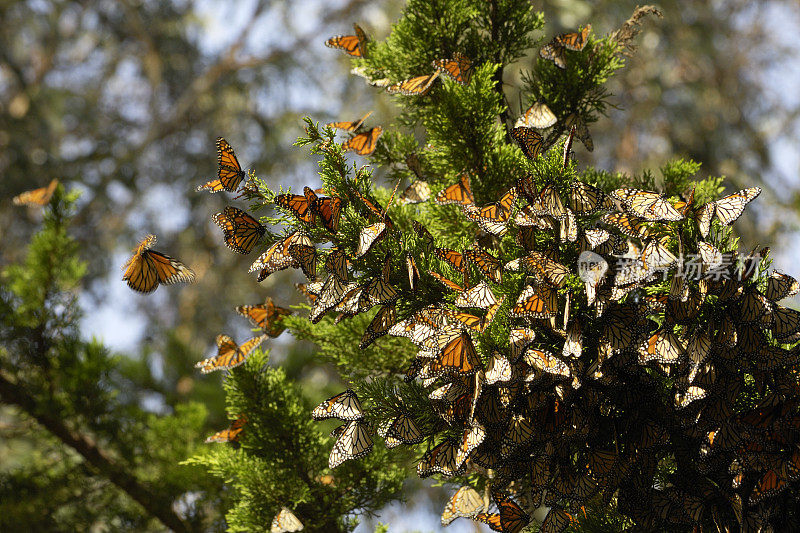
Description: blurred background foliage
xmin=1 ymin=0 xmax=800 ymax=530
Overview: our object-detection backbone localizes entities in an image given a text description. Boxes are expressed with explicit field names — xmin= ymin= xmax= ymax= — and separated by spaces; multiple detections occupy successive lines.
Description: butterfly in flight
xmin=197 ymin=138 xmax=247 ymax=193
xmin=122 ymin=234 xmax=195 ymax=293
xmin=325 ymin=23 xmax=368 ymax=57
xmin=540 ymin=24 xmax=591 ymax=69
xmin=195 ymin=334 xmax=266 ymax=373
xmin=13 ymin=178 xmax=59 ymax=207
xmin=213 ymin=206 xmax=265 ymax=254
xmin=236 ymin=297 xmax=291 ymax=337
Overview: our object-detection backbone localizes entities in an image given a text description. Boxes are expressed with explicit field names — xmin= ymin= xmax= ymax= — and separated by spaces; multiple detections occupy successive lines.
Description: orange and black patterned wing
xmin=327 ymin=110 xmax=373 ymax=132
xmin=432 ymin=52 xmax=472 ymax=85
xmin=213 ymin=206 xmax=265 ymax=254
xmin=313 ymin=196 xmax=344 ymax=232
xmin=205 ymin=415 xmax=247 ymax=443
xmin=510 ymin=126 xmax=544 ymax=159
xmin=275 ymin=192 xmax=314 ymax=223
xmin=342 ymin=126 xmax=382 ymax=156
xmin=435 ymin=172 xmax=474 ymax=207
xmin=325 ymin=23 xmax=368 ymax=57
xmin=122 ymin=234 xmax=195 ymax=293
xmin=387 ymin=72 xmax=440 ymax=96
xmin=13 ymin=179 xmax=59 ymax=206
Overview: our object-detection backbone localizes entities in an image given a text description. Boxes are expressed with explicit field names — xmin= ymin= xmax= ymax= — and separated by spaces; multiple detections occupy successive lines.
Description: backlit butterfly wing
xmin=540 ymin=507 xmax=572 ymax=533
xmin=325 ymin=23 xmax=368 ymax=57
xmin=275 ymin=191 xmax=314 ymax=224
xmin=359 ymin=304 xmax=396 ymax=349
xmin=539 ymin=40 xmax=567 ymax=69
xmin=524 ymin=348 xmax=571 ymax=379
xmin=342 ymin=126 xmax=382 ymax=156
xmin=465 ymin=249 xmax=502 ymax=283
xmin=432 ymin=52 xmax=472 ymax=85
xmin=510 ymin=126 xmax=544 ymax=159
xmin=521 ymin=251 xmax=569 ymax=288
xmin=694 ymin=202 xmax=714 ymax=237
xmin=612 ymin=188 xmax=682 ymax=221
xmin=638 ymin=328 xmax=685 ymax=364
xmin=325 ymin=249 xmax=349 ymax=281
xmin=511 ymin=284 xmax=558 ymax=318
xmin=197 ymin=138 xmax=246 ymax=193
xmin=13 ymin=178 xmax=59 ymax=206
xmin=248 ymin=232 xmax=298 ymax=281
xmin=559 ymin=208 xmax=577 ymax=242
xmin=766 ymin=271 xmax=800 ymax=301
xmin=441 ymin=487 xmax=484 ymax=526
xmin=398 ymin=180 xmax=431 ymax=204
xmin=205 ymin=415 xmax=247 ymax=443
xmin=515 ymin=102 xmax=557 ymax=129
xmin=387 ymin=71 xmax=440 ymax=95
xmin=195 ymin=334 xmax=266 ymax=373
xmin=288 ymin=242 xmax=317 ymax=280
xmin=435 ymin=247 xmax=466 ymax=273
xmin=309 ymin=275 xmax=350 ymax=323
xmin=483 ymin=492 xmax=530 ymax=533
xmin=485 ymin=351 xmax=513 ymax=385
xmin=509 ymin=328 xmax=536 ymax=361
xmin=327 ymin=110 xmax=373 ymax=132
xmin=236 ymin=297 xmax=291 ymax=337
xmin=570 ymin=181 xmax=606 ymax=214
xmin=454 ymin=424 xmax=486 ymax=467
xmin=355 ymin=222 xmax=386 ymax=258
xmin=270 ymin=508 xmax=304 ymax=533
xmin=464 ymin=204 xmax=508 ymax=236
xmin=312 ymin=389 xmax=363 ymax=421
xmin=435 ymin=172 xmax=474 ymax=207
xmin=122 ymin=234 xmax=196 ymax=293
xmin=602 ymin=212 xmax=650 ymax=238
xmin=406 ymin=253 xmax=420 ymax=290
xmin=478 ymin=292 xmax=502 ymax=330
xmin=418 ymin=439 xmax=460 ymax=477
xmin=713 ymin=187 xmax=761 ymax=226
xmin=455 ymin=281 xmax=498 ymax=308
xmin=213 ymin=206 xmax=265 ymax=254
xmin=437 ymin=332 xmax=482 ymax=376
xmin=529 ymin=184 xmax=567 ymax=220
xmin=559 ymin=24 xmax=591 ymax=50
xmin=383 ymin=413 xmax=424 ymax=447
xmin=328 ymin=420 xmax=373 ymax=468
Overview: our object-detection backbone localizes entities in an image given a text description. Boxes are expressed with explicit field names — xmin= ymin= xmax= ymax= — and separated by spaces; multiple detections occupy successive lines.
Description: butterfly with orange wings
xmin=325 ymin=23 xmax=368 ymax=58
xmin=510 ymin=126 xmax=544 ymax=159
xmin=213 ymin=206 xmax=265 ymax=254
xmin=435 ymin=172 xmax=475 ymax=207
xmin=270 ymin=508 xmax=304 ymax=533
xmin=432 ymin=52 xmax=472 ymax=85
xmin=387 ymin=71 xmax=440 ymax=96
xmin=515 ymin=102 xmax=557 ymax=129
xmin=122 ymin=234 xmax=196 ymax=293
xmin=327 ymin=110 xmax=372 ymax=132
xmin=13 ymin=178 xmax=59 ymax=207
xmin=475 ymin=491 xmax=530 ymax=533
xmin=342 ymin=126 xmax=383 ymax=156
xmin=236 ymin=297 xmax=291 ymax=337
xmin=274 ymin=186 xmax=343 ymax=232
xmin=205 ymin=415 xmax=247 ymax=443
xmin=195 ymin=334 xmax=266 ymax=373
xmin=197 ymin=138 xmax=247 ymax=193
xmin=540 ymin=25 xmax=591 ymax=69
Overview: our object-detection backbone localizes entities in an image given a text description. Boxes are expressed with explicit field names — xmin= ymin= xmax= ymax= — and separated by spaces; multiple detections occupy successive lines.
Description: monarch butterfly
xmin=325 ymin=23 xmax=368 ymax=58
xmin=324 ymin=248 xmax=349 ymax=281
xmin=195 ymin=334 xmax=266 ymax=373
xmin=674 ymin=385 xmax=707 ymax=409
xmin=738 ymin=288 xmax=771 ymax=324
xmin=197 ymin=138 xmax=246 ymax=193
xmin=304 ymin=186 xmax=344 ymax=232
xmin=509 ymin=328 xmax=536 ymax=361
xmin=398 ymin=180 xmax=431 ymax=204
xmin=697 ymin=240 xmax=723 ymax=272
xmin=435 ymin=172 xmax=475 ymax=207
xmin=456 ymin=281 xmax=498 ymax=309
xmin=475 ymin=492 xmax=530 ymax=533
xmin=13 ymin=178 xmax=59 ymax=206
xmin=539 ymin=25 xmax=591 ymax=69
xmin=236 ymin=297 xmax=291 ymax=337
xmin=432 ymin=52 xmax=472 ymax=85
xmin=205 ymin=415 xmax=247 ymax=443
xmin=515 ymin=102 xmax=557 ymax=129
xmin=309 ymin=275 xmax=350 ymax=323
xmin=213 ymin=206 xmax=265 ymax=254
xmin=772 ymin=306 xmax=800 ymax=339
xmin=359 ymin=304 xmax=396 ymax=349
xmin=406 ymin=254 xmax=420 ymax=290
xmin=441 ymin=487 xmax=484 ymax=526
xmin=563 ymin=320 xmax=582 ymax=359
xmin=122 ymin=234 xmax=196 ymax=293
xmin=560 ymin=208 xmax=578 ymax=242
xmin=512 ymin=284 xmax=558 ymax=318
xmin=503 ymin=414 xmax=535 ymax=450
xmin=510 ymin=126 xmax=544 ymax=159
xmin=465 ymin=248 xmax=503 ymax=283
xmin=602 ymin=212 xmax=650 ymax=238
xmin=327 ymin=110 xmax=373 ymax=132
xmin=270 ymin=508 xmax=304 ymax=533
xmin=524 ymin=347 xmax=571 ymax=379
xmin=455 ymin=424 xmax=486 ymax=467
xmin=312 ymin=389 xmax=363 ymax=421
xmin=528 ymin=183 xmax=567 ymax=220
xmin=638 ymin=327 xmax=685 ymax=364
xmin=405 ymin=152 xmax=425 ymax=178
xmin=467 ymin=188 xmax=517 ymax=224
xmin=354 ymin=222 xmax=386 ymax=258
xmin=249 ymin=233 xmax=299 ymax=281
xmin=418 ymin=439 xmax=460 ymax=477
xmin=764 ymin=271 xmax=798 ymax=301
xmin=464 ymin=204 xmax=509 ymax=236
xmin=713 ymin=187 xmax=762 ymax=226
xmin=749 ymin=468 xmax=788 ymax=505
xmin=329 ymin=420 xmax=373 ymax=468
xmin=564 ymin=113 xmax=593 ymax=151
xmin=570 ymin=181 xmax=607 ymax=214
xmin=641 ymin=237 xmax=677 ymax=270
xmin=380 ymin=413 xmax=423 ymax=448
xmin=342 ymin=126 xmax=383 ymax=156
xmin=430 ymin=271 xmax=465 ymax=293
xmin=435 ymin=247 xmax=466 ymax=273
xmin=580 ymin=228 xmax=611 ymax=250
xmin=600 ymin=305 xmax=643 ymax=352
xmin=295 ymin=280 xmax=324 ymax=303
xmin=434 ymin=332 xmax=482 ymax=376
xmin=288 ymin=239 xmax=317 ymax=281
xmin=485 ymin=351 xmax=513 ymax=385
xmin=360 ymin=276 xmax=399 ymax=310
xmin=387 ymin=71 xmax=440 ymax=96
xmin=521 ymin=251 xmax=569 ymax=288
xmin=611 ymin=188 xmax=683 ymax=222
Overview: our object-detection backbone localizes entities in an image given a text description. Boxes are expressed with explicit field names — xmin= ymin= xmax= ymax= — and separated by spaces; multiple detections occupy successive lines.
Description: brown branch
xmin=490 ymin=0 xmax=511 ymax=142
xmin=0 ymin=372 xmax=189 ymax=533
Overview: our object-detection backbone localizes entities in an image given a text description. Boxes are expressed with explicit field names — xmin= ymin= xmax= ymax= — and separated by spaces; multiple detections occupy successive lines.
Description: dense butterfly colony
xmin=96 ymin=20 xmax=800 ymax=533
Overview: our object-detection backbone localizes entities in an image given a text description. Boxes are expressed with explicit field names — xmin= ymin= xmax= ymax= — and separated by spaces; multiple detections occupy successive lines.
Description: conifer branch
xmin=0 ymin=371 xmax=190 ymax=533
xmin=490 ymin=0 xmax=511 ymax=141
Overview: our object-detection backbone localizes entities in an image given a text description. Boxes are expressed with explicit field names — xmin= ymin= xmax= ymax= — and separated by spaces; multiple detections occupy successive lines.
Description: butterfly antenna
xmin=383 ymin=178 xmax=402 ymax=217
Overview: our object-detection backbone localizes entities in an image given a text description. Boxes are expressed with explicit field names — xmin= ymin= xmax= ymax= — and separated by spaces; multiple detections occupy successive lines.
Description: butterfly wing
xmin=205 ymin=415 xmax=247 ymax=443
xmin=13 ymin=178 xmax=59 ymax=206
xmin=387 ymin=72 xmax=440 ymax=95
xmin=342 ymin=126 xmax=382 ymax=156
xmin=510 ymin=126 xmax=544 ymax=159
xmin=213 ymin=206 xmax=265 ymax=254
xmin=516 ymin=102 xmax=557 ymax=129
xmin=713 ymin=187 xmax=761 ymax=226
xmin=328 ymin=420 xmax=373 ymax=468
xmin=432 ymin=52 xmax=472 ymax=85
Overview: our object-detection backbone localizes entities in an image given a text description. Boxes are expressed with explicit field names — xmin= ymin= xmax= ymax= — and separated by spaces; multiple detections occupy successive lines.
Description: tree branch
xmin=0 ymin=372 xmax=189 ymax=533
xmin=490 ymin=0 xmax=511 ymax=142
